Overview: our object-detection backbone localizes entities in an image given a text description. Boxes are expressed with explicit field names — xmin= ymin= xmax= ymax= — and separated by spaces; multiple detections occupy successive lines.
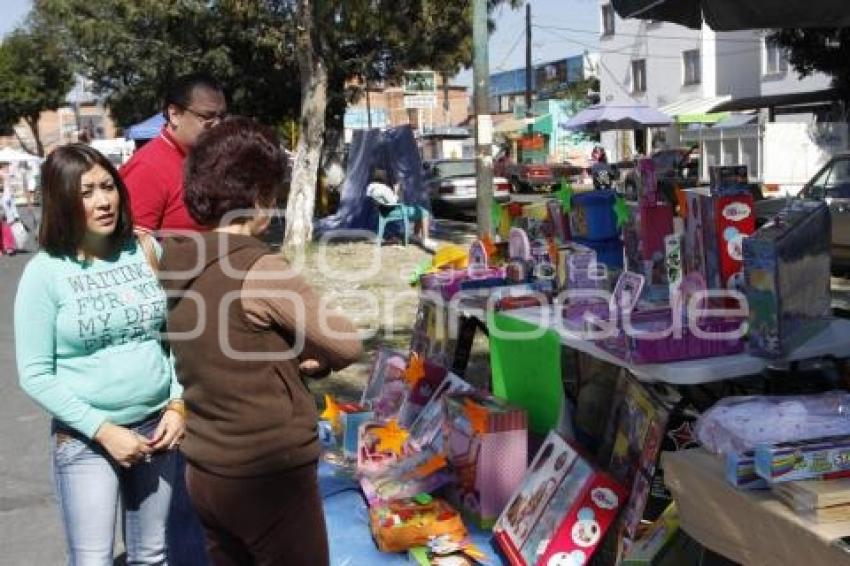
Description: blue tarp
xmin=315 ymin=125 xmax=428 ymax=237
xmin=126 ymin=114 xmax=166 ymax=140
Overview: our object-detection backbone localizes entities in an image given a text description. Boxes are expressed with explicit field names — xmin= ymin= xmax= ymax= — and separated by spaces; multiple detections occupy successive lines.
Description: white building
xmin=596 ymin=2 xmax=842 ymax=190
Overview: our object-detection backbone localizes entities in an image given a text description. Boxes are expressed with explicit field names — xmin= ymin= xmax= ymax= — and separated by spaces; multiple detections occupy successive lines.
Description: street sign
xmin=404 ymin=94 xmax=437 ymax=109
xmin=403 ymin=70 xmax=437 ymax=94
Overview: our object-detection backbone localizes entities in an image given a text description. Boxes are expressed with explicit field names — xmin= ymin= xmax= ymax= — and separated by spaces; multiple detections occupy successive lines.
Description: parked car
xmin=621 ymin=146 xmax=700 ymax=202
xmin=424 ymin=159 xmax=511 ymax=214
xmin=755 ymin=151 xmax=850 ymax=272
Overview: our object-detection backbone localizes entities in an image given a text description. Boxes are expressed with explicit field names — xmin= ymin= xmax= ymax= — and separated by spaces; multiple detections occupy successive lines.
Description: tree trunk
xmin=25 ymin=116 xmax=45 ymax=156
xmin=283 ymin=0 xmax=328 ymax=251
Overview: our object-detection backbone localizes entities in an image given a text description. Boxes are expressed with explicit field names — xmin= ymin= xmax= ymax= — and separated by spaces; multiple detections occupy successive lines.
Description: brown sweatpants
xmin=185 ymin=461 xmax=329 ymax=566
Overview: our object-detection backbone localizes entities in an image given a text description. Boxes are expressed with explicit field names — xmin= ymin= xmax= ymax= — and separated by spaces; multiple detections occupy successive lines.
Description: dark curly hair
xmin=183 ymin=117 xmax=285 ymax=226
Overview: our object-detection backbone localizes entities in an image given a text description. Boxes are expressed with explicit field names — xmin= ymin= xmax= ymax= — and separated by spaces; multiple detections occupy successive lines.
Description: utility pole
xmin=525 ymin=2 xmax=533 ymax=134
xmin=473 ymin=0 xmax=493 ymax=237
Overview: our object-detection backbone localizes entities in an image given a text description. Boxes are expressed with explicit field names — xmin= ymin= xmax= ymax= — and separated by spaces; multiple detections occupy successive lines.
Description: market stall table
xmin=664 ymin=448 xmax=850 ymax=566
xmin=505 ymin=304 xmax=850 ymax=385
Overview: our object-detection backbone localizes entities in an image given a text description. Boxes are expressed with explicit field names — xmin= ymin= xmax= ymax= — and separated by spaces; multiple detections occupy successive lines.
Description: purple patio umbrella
xmin=560 ymin=104 xmax=673 ymax=132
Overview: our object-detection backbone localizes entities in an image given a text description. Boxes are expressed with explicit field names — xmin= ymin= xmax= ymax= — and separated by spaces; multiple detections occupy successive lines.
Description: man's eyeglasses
xmin=183 ymin=107 xmax=227 ymax=127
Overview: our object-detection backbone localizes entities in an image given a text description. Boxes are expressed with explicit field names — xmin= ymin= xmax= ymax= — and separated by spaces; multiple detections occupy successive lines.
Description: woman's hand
xmin=94 ymin=422 xmax=154 ymax=468
xmin=148 ymin=406 xmax=186 ymax=452
xmin=299 ymin=358 xmax=329 ymax=378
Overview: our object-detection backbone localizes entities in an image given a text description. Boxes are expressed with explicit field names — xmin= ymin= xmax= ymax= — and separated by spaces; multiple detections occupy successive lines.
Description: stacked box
xmin=725 ymin=450 xmax=769 ymax=489
xmin=743 ymin=200 xmax=831 ymax=358
xmin=444 ymin=391 xmax=528 ymax=529
xmin=755 ymin=434 xmax=850 ymax=484
xmin=683 ymin=188 xmax=720 ymax=289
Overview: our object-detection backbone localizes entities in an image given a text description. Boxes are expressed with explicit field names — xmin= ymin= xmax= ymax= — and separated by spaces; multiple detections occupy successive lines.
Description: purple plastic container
xmin=596 ymin=309 xmax=745 ymax=363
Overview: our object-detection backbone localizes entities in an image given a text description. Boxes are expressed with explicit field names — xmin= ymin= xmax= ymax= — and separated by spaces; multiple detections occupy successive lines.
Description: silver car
xmin=423 ymin=159 xmax=511 ymax=214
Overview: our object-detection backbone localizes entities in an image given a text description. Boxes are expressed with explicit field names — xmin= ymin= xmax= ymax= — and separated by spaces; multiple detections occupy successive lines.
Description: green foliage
xmin=769 ymin=28 xmax=850 ymax=103
xmin=35 ymin=0 xmax=301 ymax=128
xmin=0 ymin=19 xmax=75 ymax=153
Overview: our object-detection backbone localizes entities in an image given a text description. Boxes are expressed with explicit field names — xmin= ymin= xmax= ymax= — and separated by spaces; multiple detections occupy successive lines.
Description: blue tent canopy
xmin=126 ymin=114 xmax=166 ymax=140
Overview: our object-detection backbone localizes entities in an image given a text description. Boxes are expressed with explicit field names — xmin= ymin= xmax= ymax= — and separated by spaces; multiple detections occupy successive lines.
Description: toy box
xmin=570 ymin=190 xmax=619 ymax=241
xmin=713 ymin=192 xmax=755 ymax=290
xmin=397 ymin=358 xmax=450 ymax=427
xmin=361 ymin=348 xmax=410 ymax=420
xmin=409 ymin=536 xmax=489 ymax=565
xmin=682 ymin=188 xmax=720 ymax=289
xmin=494 ymin=431 xmax=626 ymax=566
xmin=755 ymin=434 xmax=850 ymax=484
xmin=338 ymin=403 xmax=374 ymax=459
xmin=725 ymin=450 xmax=769 ymax=489
xmin=444 ymin=391 xmax=528 ymax=529
xmin=407 ymin=372 xmax=474 ymax=452
xmin=573 ymin=236 xmax=624 ymax=270
xmin=360 ymin=448 xmax=453 ymax=505
xmin=369 ymin=496 xmax=468 ymax=553
xmin=743 ymin=200 xmax=832 ymax=358
xmin=621 ymin=502 xmax=680 ymax=565
xmin=357 ymin=420 xmax=414 ymax=478
xmin=557 ymin=242 xmax=604 ymax=293
xmin=600 ymin=374 xmax=670 ymax=543
xmin=637 ymin=159 xmax=674 ymax=281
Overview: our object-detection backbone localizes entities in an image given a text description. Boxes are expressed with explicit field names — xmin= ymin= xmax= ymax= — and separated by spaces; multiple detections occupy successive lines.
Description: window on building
xmin=683 ymin=49 xmax=701 ymax=85
xmin=631 ymin=59 xmax=646 ymax=94
xmin=763 ymin=38 xmax=787 ymax=75
xmin=601 ymin=4 xmax=615 ymax=36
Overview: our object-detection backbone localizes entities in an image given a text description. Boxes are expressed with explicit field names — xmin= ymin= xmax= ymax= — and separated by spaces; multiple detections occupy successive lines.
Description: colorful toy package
xmin=682 ymin=188 xmax=720 ymax=289
xmin=570 ymin=190 xmax=619 ymax=242
xmin=338 ymin=403 xmax=375 ymax=459
xmin=743 ymin=200 xmax=832 ymax=358
xmin=444 ymin=391 xmax=528 ymax=529
xmin=369 ymin=496 xmax=468 ymax=553
xmin=621 ymin=502 xmax=680 ymax=565
xmin=397 ymin=357 xmax=450 ymax=427
xmin=755 ymin=434 xmax=850 ymax=484
xmin=724 ymin=450 xmax=769 ymax=489
xmin=599 ymin=374 xmax=670 ymax=543
xmin=409 ymin=535 xmax=490 ymax=565
xmin=408 ymin=373 xmax=474 ymax=452
xmin=357 ymin=419 xmax=414 ymax=478
xmin=361 ymin=449 xmax=453 ymax=506
xmin=361 ymin=348 xmax=410 ymax=420
xmin=494 ymin=431 xmax=626 ymax=566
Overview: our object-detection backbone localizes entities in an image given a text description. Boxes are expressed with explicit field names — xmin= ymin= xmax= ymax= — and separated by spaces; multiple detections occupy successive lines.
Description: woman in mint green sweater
xmin=15 ymin=144 xmax=186 ymax=565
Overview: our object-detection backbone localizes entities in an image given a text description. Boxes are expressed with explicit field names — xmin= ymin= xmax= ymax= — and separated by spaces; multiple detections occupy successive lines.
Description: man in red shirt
xmin=122 ymin=73 xmax=227 ymax=232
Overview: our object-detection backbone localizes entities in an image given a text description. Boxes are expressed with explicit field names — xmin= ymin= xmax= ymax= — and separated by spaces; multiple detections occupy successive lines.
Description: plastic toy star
xmin=319 ymin=394 xmax=341 ymax=430
xmin=463 ymin=398 xmax=489 ymax=435
xmin=613 ymin=195 xmax=629 ymax=228
xmin=373 ymin=419 xmax=409 ymax=455
xmin=554 ymin=178 xmax=574 ymax=213
xmin=403 ymin=353 xmax=426 ymax=387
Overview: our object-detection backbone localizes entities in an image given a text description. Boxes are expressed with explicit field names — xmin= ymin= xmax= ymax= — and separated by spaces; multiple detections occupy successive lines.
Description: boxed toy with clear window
xmin=444 ymin=391 xmax=528 ymax=529
xmin=743 ymin=200 xmax=832 ymax=358
xmin=361 ymin=348 xmax=410 ymax=420
xmin=494 ymin=431 xmax=626 ymax=566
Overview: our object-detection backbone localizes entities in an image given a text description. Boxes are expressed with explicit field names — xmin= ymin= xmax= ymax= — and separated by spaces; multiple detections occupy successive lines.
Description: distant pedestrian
xmin=1 ymin=162 xmax=20 ymax=254
xmin=14 ymin=144 xmax=185 ymax=564
xmin=160 ymin=118 xmax=362 ymax=565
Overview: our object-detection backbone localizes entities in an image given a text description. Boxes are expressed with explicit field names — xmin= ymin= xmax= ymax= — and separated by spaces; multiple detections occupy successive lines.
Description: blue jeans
xmin=51 ymin=416 xmax=177 ymax=566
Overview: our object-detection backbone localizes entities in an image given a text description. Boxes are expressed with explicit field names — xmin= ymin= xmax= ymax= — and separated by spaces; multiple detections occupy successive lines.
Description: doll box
xmin=444 ymin=392 xmax=528 ymax=529
xmin=494 ymin=431 xmax=626 ymax=566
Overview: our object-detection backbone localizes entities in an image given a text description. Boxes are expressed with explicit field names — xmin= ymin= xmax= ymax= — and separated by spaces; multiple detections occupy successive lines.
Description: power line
xmin=535 ymin=26 xmax=766 ymax=61
xmin=533 ymin=21 xmax=767 ymax=44
xmin=493 ymin=28 xmax=526 ymax=71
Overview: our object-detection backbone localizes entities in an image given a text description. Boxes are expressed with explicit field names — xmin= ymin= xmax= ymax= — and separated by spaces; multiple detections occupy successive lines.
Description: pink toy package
xmin=444 ymin=391 xmax=528 ymax=529
xmin=494 ymin=431 xmax=626 ymax=566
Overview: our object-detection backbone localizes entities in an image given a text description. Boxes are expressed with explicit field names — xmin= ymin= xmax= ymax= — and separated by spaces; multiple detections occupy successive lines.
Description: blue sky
xmin=1 ymin=0 xmax=600 ymax=77
xmin=1 ymin=0 xmax=30 ymax=37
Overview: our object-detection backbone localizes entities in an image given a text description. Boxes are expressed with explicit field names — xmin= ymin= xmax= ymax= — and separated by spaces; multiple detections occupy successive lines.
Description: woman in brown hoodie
xmin=159 ymin=117 xmax=362 ymax=565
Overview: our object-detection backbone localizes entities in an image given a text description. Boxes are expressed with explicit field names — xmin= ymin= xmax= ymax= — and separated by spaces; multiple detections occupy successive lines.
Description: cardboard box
xmin=755 ymin=435 xmax=850 ymax=484
xmin=444 ymin=391 xmax=528 ymax=529
xmin=743 ymin=200 xmax=832 ymax=358
xmin=494 ymin=431 xmax=626 ymax=566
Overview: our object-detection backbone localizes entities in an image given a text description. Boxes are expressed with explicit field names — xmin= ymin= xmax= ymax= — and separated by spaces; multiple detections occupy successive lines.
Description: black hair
xmin=162 ymin=72 xmax=224 ymax=119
